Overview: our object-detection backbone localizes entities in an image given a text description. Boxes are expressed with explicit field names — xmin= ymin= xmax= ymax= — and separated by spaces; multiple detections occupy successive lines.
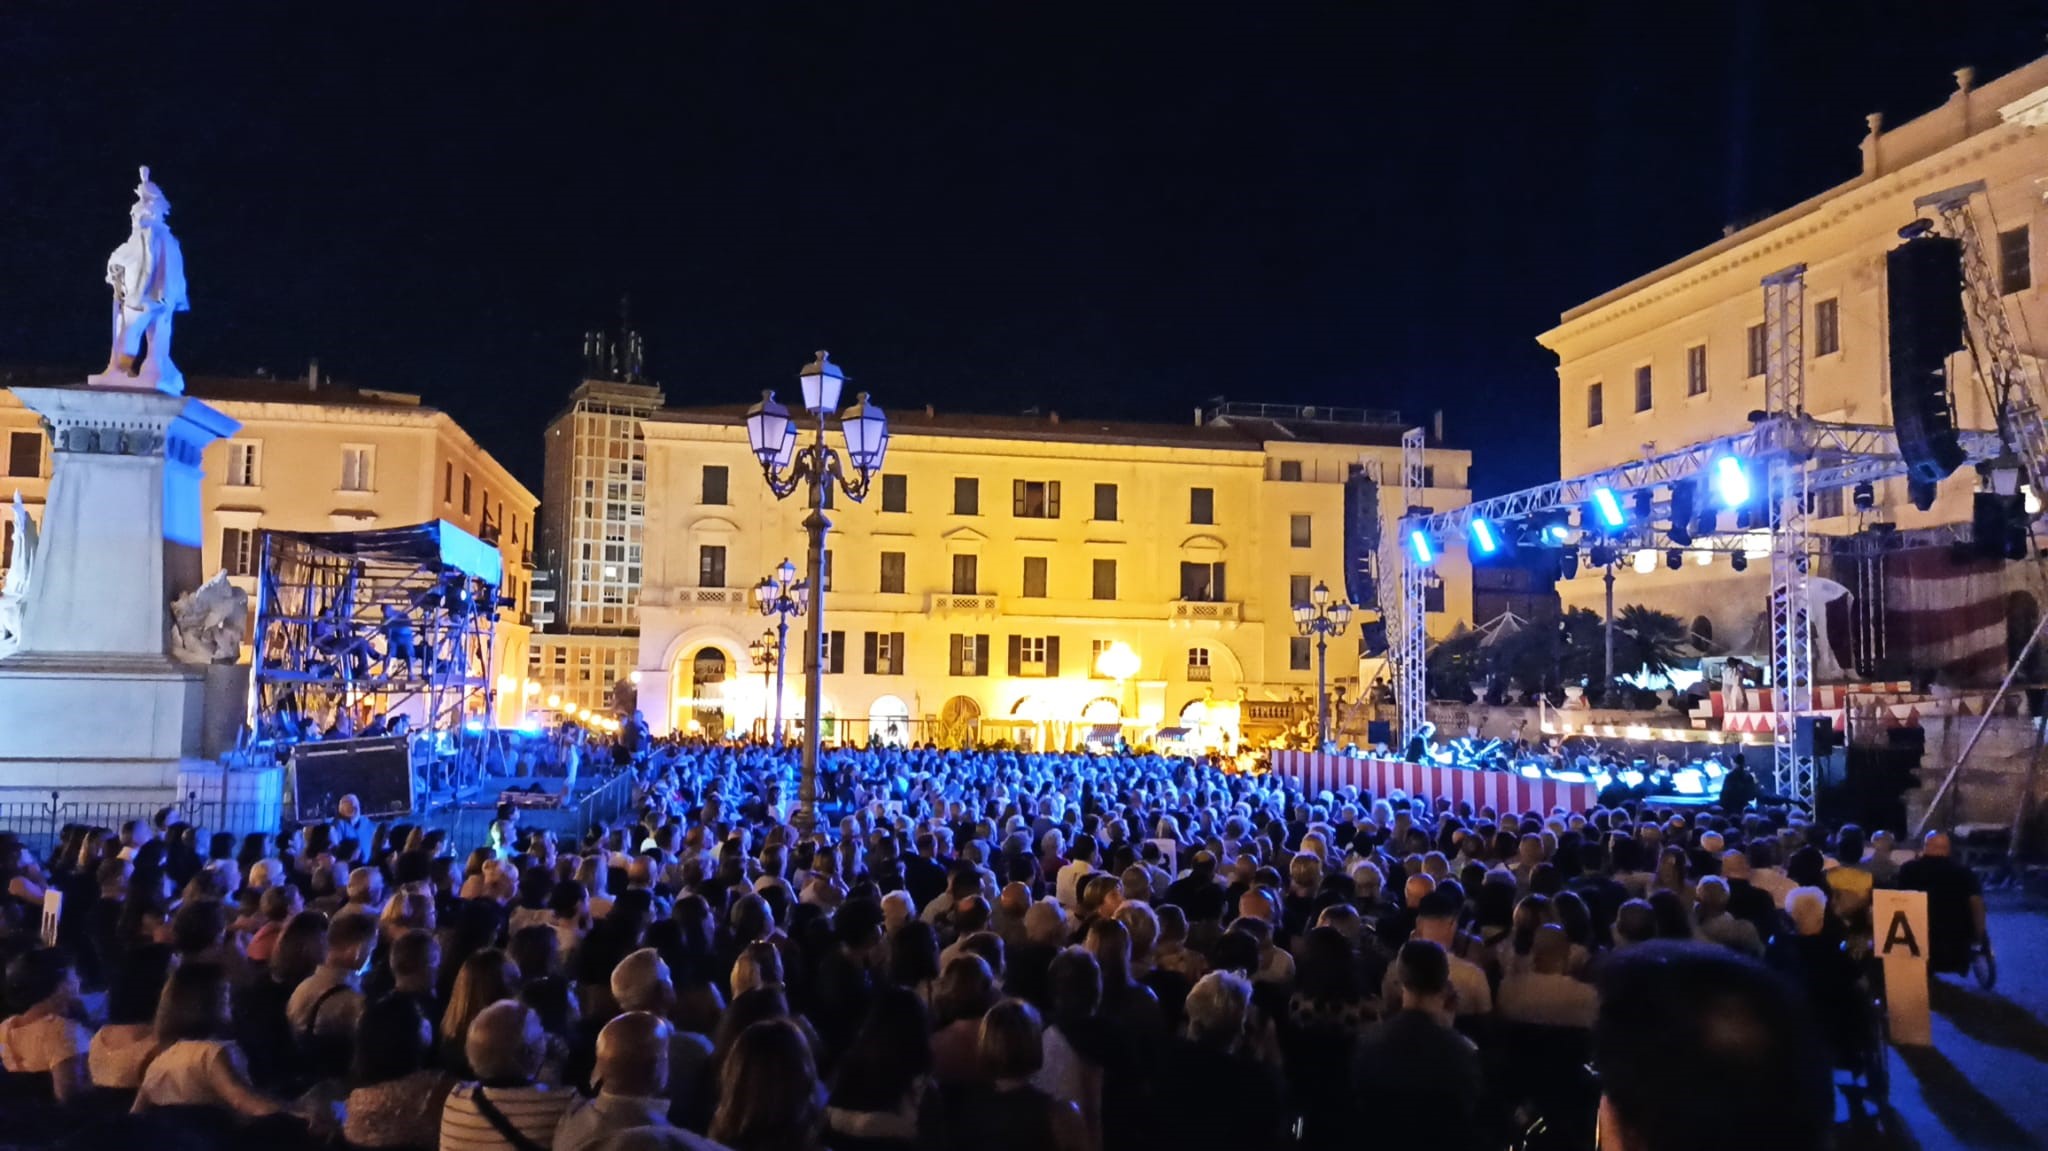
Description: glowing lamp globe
xmin=745 ymin=391 xmax=796 ymax=469
xmin=1095 ymin=640 xmax=1140 ymax=680
xmin=839 ymin=392 xmax=890 ymax=474
xmin=799 ymin=349 xmax=846 ymax=414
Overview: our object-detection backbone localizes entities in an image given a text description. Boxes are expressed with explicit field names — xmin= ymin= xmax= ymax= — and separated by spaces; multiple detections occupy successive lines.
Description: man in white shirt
xmin=287 ymin=911 xmax=376 ymax=1053
xmin=555 ymin=1012 xmax=707 ymax=1151
xmin=1387 ymin=888 xmax=1492 ymax=1017
xmin=1055 ymin=835 xmax=1097 ymax=912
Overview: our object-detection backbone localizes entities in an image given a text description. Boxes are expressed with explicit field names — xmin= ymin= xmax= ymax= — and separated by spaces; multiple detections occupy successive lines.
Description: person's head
xmin=1024 ymin=897 xmax=1068 ymax=946
xmin=1184 ymin=969 xmax=1253 ymax=1048
xmin=272 ymin=909 xmax=331 ymax=984
xmin=1595 ymin=944 xmax=1830 ymax=1151
xmin=1615 ymin=899 xmax=1657 ymax=947
xmin=708 ymin=1019 xmax=823 ymax=1151
xmin=1530 ymin=923 xmax=1572 ymax=976
xmin=1786 ymin=887 xmax=1829 ymax=937
xmin=1294 ymin=925 xmax=1360 ymax=1001
xmin=155 ymin=960 xmax=232 ymax=1043
xmin=611 ymin=947 xmax=675 ymax=1014
xmin=337 ymin=794 xmax=361 ymax=821
xmin=445 ymin=949 xmax=522 ymax=1041
xmin=346 ymin=865 xmax=384 ymax=908
xmin=390 ymin=928 xmax=440 ymax=994
xmin=934 ymin=954 xmax=1000 ymax=1026
xmin=595 ymin=1010 xmax=673 ymax=1098
xmin=1922 ymin=830 xmax=1952 ymax=859
xmin=1082 ymin=917 xmax=1134 ymax=986
xmin=977 ymin=999 xmax=1046 ymax=1081
xmin=1113 ymin=901 xmax=1159 ymax=962
xmin=731 ymin=940 xmax=784 ymax=998
xmin=326 ymin=911 xmax=380 ymax=973
xmin=1394 ymin=939 xmax=1453 ymax=1014
xmin=1694 ymin=875 xmax=1730 ymax=916
xmin=106 ymin=942 xmax=174 ymax=1025
xmin=169 ymin=898 xmax=227 ymax=955
xmin=352 ymin=991 xmax=433 ymax=1086
xmin=509 ymin=923 xmax=560 ymax=981
xmin=887 ymin=919 xmax=941 ymax=988
xmin=468 ymin=999 xmax=547 ymax=1083
xmin=1047 ymin=945 xmax=1102 ymax=1027
xmin=5 ymin=947 xmax=78 ymax=1014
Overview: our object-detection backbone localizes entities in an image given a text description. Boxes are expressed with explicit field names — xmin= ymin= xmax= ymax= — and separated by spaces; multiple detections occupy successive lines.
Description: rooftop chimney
xmin=924 ymin=404 xmax=935 ymax=419
xmin=1432 ymin=409 xmax=1445 ymax=443
xmin=306 ymin=357 xmax=321 ymax=392
xmin=1956 ymin=66 xmax=1977 ymax=135
xmin=1049 ymin=411 xmax=1060 ymax=425
xmin=1861 ymin=112 xmax=1884 ymax=177
xmin=1194 ymin=407 xmax=1204 ymax=427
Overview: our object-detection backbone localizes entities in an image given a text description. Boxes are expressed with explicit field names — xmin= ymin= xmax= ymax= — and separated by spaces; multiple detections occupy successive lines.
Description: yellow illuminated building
xmin=0 ymin=368 xmax=538 ymax=724
xmin=626 ymin=401 xmax=1472 ymax=746
xmin=1540 ymin=56 xmax=2048 ymax=642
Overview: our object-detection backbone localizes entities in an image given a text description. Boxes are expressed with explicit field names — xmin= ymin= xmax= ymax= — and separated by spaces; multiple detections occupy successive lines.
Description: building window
xmin=1013 ymin=479 xmax=1061 ymax=518
xmin=1279 ymin=460 xmax=1303 ymax=482
xmin=224 ymin=441 xmax=260 ymax=487
xmin=820 ymin=549 xmax=833 ymax=592
xmin=1091 ymin=638 xmax=1114 ymax=678
xmin=1179 ymin=561 xmax=1226 ymax=601
xmin=1746 ymin=323 xmax=1767 ymax=378
xmin=2001 ymin=226 xmax=2032 ymax=295
xmin=1189 ymin=487 xmax=1215 ymax=525
xmin=1814 ymin=298 xmax=1841 ymax=356
xmin=1093 ymin=483 xmax=1118 ymax=521
xmin=953 ymin=477 xmax=979 ymax=515
xmin=1011 ymin=634 xmax=1058 ymax=676
xmin=1810 ymin=486 xmax=1845 ymax=520
xmin=1289 ymin=636 xmax=1312 ymax=671
xmin=822 ymin=631 xmax=846 ymax=674
xmin=1686 ymin=344 xmax=1707 ymax=397
xmin=698 ymin=545 xmax=726 ymax=588
xmin=863 ymin=631 xmax=906 ymax=675
xmin=339 ymin=446 xmax=374 ymax=492
xmin=1633 ymin=364 xmax=1653 ymax=413
xmin=1289 ymin=573 xmax=1311 ymax=605
xmin=1290 ymin=515 xmax=1312 ymax=548
xmin=1092 ymin=558 xmax=1117 ymax=600
xmin=881 ymin=473 xmax=908 ymax=513
xmin=1187 ymin=646 xmax=1211 ymax=681
xmin=3 ymin=432 xmax=38 ymax=477
xmin=444 ymin=462 xmax=454 ymax=503
xmin=951 ymin=554 xmax=979 ymax=595
xmin=462 ymin=474 xmax=473 ymax=515
xmin=949 ymin=633 xmax=989 ymax=676
xmin=1022 ymin=556 xmax=1048 ymax=598
xmin=879 ymin=551 xmax=906 ymax=594
xmin=702 ymin=465 xmax=728 ymax=505
xmin=1586 ymin=382 xmax=1603 ymax=428
xmin=221 ymin=527 xmax=256 ymax=577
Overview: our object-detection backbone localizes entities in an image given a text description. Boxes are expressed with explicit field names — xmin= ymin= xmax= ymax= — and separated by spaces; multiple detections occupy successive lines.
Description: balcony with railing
xmin=928 ymin=592 xmax=999 ymax=616
xmin=1186 ymin=663 xmax=1212 ymax=682
xmin=640 ymin=584 xmax=751 ymax=611
xmin=1169 ymin=600 xmax=1241 ymax=624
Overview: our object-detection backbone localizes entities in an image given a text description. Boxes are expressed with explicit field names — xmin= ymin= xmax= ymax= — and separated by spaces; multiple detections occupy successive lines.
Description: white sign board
xmin=1149 ymin=838 xmax=1180 ymax=877
xmin=1872 ymin=888 xmax=1932 ymax=1046
xmin=40 ymin=890 xmax=61 ymax=948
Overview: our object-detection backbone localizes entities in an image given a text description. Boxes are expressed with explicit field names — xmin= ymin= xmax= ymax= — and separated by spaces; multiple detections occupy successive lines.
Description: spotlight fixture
xmin=1408 ymin=529 xmax=1436 ymax=565
xmin=1588 ymin=543 xmax=1616 ymax=568
xmin=1559 ymin=549 xmax=1580 ymax=579
xmin=1852 ymin=480 xmax=1875 ymax=511
xmin=1713 ymin=456 xmax=1752 ymax=508
xmin=1668 ymin=481 xmax=1696 ymax=546
xmin=1632 ymin=548 xmax=1657 ymax=574
xmin=1730 ymin=551 xmax=1748 ymax=573
xmin=1666 ymin=549 xmax=1684 ymax=570
xmin=1591 ymin=488 xmax=1626 ymax=531
xmin=1470 ymin=519 xmax=1499 ymax=556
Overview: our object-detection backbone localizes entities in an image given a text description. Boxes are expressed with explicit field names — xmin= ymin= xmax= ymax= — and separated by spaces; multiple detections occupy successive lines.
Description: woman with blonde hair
xmin=438 ymin=948 xmax=522 ymax=1076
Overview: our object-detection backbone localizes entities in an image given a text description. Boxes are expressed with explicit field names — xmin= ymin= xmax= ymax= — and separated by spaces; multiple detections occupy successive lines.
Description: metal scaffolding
xmin=1763 ymin=265 xmax=1815 ymax=801
xmin=1394 ymin=427 xmax=1428 ymax=741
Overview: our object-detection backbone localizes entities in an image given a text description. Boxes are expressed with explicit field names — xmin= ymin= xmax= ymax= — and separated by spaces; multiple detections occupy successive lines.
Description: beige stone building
xmin=616 ymin=401 xmax=1472 ymax=747
xmin=0 ymin=368 xmax=538 ymax=722
xmin=1539 ymin=55 xmax=2048 ymax=646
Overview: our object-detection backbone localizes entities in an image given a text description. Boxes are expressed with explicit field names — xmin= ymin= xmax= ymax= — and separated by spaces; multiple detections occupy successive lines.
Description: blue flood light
xmin=1591 ymin=487 xmax=1626 ymax=530
xmin=1713 ymin=456 xmax=1752 ymax=508
xmin=1470 ymin=519 xmax=1499 ymax=555
xmin=1408 ymin=529 xmax=1435 ymax=565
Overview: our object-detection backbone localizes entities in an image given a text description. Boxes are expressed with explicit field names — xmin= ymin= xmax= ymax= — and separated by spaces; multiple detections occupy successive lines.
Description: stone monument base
xmin=0 ymin=652 xmax=208 ymax=805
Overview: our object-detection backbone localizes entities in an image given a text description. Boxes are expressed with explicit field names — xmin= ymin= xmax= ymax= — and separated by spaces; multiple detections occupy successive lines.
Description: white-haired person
xmin=1767 ymin=886 xmax=1868 ymax=1068
xmin=1153 ymin=970 xmax=1289 ymax=1148
xmin=439 ymin=1000 xmax=569 ymax=1151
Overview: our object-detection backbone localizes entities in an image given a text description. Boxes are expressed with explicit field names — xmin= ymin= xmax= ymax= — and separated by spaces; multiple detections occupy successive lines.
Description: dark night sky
xmin=2 ymin=2 xmax=2044 ymax=496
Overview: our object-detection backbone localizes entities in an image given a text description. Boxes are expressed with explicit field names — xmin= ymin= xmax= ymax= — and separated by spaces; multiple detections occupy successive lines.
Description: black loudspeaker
xmin=292 ymin=736 xmax=413 ymax=822
xmin=1359 ymin=619 xmax=1389 ymax=657
xmin=1367 ymin=720 xmax=1393 ymax=746
xmin=1793 ymin=715 xmax=1836 ymax=758
xmin=1887 ymin=234 xmax=1968 ymax=484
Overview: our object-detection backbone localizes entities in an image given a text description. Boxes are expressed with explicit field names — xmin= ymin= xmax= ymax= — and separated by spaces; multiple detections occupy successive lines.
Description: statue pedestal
xmin=0 ymin=385 xmax=240 ymax=806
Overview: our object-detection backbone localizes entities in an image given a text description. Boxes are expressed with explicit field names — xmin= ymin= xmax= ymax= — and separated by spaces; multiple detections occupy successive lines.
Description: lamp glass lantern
xmin=1311 ymin=580 xmax=1331 ymax=607
xmin=1328 ymin=600 xmax=1353 ymax=629
xmin=799 ymin=350 xmax=846 ymax=414
xmin=839 ymin=392 xmax=890 ymax=474
xmin=776 ymin=557 xmax=800 ymax=591
xmin=745 ymin=392 xmax=796 ymax=470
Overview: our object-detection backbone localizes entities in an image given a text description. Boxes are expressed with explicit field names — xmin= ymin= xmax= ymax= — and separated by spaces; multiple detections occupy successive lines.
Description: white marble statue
xmin=88 ymin=166 xmax=189 ymax=395
xmin=0 ymin=492 xmax=36 ymax=656
xmin=168 ymin=570 xmax=249 ymax=664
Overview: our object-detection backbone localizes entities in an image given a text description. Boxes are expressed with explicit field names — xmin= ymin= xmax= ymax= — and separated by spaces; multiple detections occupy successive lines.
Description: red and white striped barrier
xmin=1269 ymin=751 xmax=1599 ymax=816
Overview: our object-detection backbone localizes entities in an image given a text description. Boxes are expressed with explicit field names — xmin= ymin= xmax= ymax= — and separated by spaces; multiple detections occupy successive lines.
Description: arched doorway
xmin=937 ymin=695 xmax=982 ymax=748
xmin=869 ymin=695 xmax=912 ymax=746
xmin=690 ymin=648 xmax=729 ymax=735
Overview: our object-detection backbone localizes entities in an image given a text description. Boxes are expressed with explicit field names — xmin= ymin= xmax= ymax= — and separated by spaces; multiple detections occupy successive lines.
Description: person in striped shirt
xmin=439 ymin=1000 xmax=571 ymax=1151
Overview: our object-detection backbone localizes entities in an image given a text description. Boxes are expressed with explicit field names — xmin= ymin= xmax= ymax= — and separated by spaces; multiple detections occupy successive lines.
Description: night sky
xmin=3 ymin=1 xmax=2044 ymax=496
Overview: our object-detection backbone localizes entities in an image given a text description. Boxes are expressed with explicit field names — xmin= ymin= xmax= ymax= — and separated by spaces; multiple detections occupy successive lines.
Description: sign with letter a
xmin=1872 ymin=888 xmax=1931 ymax=1046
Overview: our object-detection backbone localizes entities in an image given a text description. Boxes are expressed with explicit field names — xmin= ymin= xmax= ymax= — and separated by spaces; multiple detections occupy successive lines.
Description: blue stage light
xmin=1713 ymin=456 xmax=1751 ymax=508
xmin=1540 ymin=522 xmax=1571 ymax=546
xmin=1592 ymin=487 xmax=1626 ymax=530
xmin=1408 ymin=529 xmax=1435 ymax=565
xmin=1470 ymin=519 xmax=1499 ymax=555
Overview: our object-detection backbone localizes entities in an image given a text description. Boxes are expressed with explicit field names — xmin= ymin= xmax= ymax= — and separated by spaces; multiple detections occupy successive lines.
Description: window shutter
xmin=1013 ymin=479 xmax=1026 ymax=516
xmin=829 ymin=631 xmax=845 ymax=674
xmin=1045 ymin=636 xmax=1060 ymax=677
xmin=1008 ymin=634 xmax=1023 ymax=676
xmin=949 ymin=634 xmax=964 ymax=676
xmin=977 ymin=635 xmax=990 ymax=676
xmin=1213 ymin=563 xmax=1226 ymax=601
xmin=1047 ymin=481 xmax=1061 ymax=518
xmin=863 ymin=631 xmax=879 ymax=675
xmin=890 ymin=633 xmax=906 ymax=675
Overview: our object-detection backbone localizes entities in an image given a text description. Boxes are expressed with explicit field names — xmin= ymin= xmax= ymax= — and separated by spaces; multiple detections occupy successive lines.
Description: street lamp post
xmin=752 ymin=559 xmax=807 ymax=744
xmin=745 ymin=351 xmax=889 ymax=835
xmin=1292 ymin=579 xmax=1354 ymax=746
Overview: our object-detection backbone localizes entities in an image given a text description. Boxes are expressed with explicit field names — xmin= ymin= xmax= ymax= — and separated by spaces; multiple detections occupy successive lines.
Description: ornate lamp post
xmin=1292 ymin=579 xmax=1353 ymax=745
xmin=745 ymin=351 xmax=889 ymax=834
xmin=752 ymin=558 xmax=807 ymax=743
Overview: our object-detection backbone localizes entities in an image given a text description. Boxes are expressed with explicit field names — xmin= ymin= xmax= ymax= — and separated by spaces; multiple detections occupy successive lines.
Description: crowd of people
xmin=0 ymin=736 xmax=1995 ymax=1151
